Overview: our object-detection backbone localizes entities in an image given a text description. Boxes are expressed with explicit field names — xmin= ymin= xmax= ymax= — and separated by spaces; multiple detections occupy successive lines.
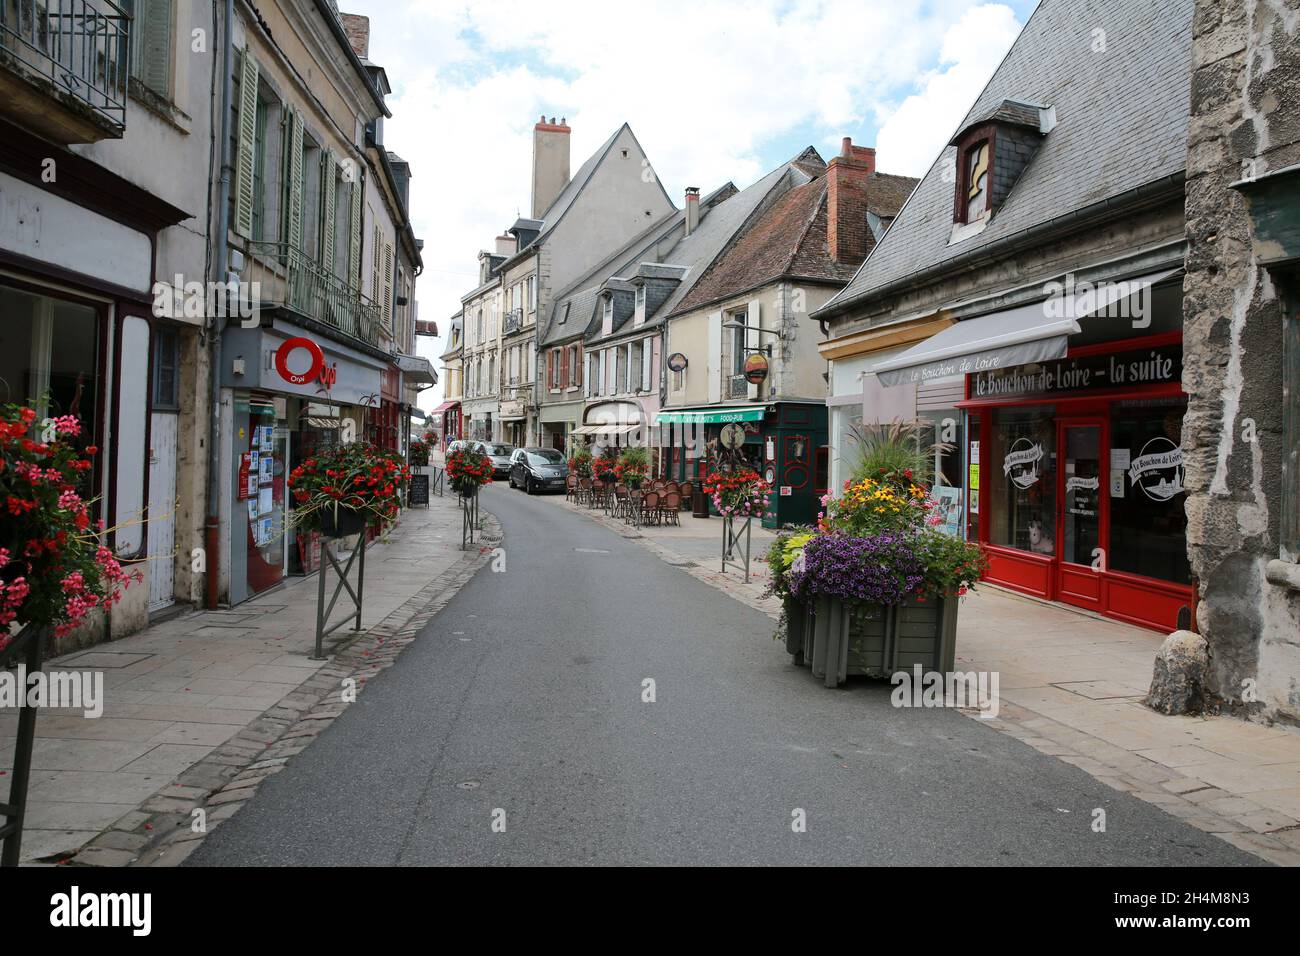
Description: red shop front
xmin=959 ymin=331 xmax=1193 ymax=632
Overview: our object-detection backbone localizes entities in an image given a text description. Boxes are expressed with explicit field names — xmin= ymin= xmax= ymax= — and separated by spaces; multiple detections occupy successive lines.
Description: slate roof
xmin=672 ymin=160 xmax=918 ymax=315
xmin=540 ymin=165 xmax=793 ymax=348
xmin=816 ymin=0 xmax=1195 ymax=319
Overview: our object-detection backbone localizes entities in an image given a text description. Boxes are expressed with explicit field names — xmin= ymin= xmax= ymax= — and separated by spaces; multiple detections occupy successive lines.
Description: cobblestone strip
xmin=543 ymin=494 xmax=1300 ymax=866
xmin=65 ymin=512 xmax=504 ymax=868
xmin=969 ymin=703 xmax=1300 ymax=866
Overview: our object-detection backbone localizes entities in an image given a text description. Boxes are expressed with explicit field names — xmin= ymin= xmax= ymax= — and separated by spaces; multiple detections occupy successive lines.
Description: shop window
xmin=989 ymin=406 xmax=1057 ymax=556
xmin=1108 ymin=399 xmax=1191 ymax=584
xmin=0 ymin=282 xmax=100 ymax=452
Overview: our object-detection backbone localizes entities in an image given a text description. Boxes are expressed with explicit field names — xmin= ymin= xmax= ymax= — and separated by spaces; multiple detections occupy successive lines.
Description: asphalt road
xmin=189 ymin=485 xmax=1258 ymax=866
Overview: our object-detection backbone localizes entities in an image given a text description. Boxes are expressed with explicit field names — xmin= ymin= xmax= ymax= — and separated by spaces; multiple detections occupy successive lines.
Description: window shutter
xmin=371 ymin=225 xmax=381 ymax=308
xmin=575 ymin=347 xmax=582 ymax=387
xmin=234 ymin=49 xmax=259 ymax=239
xmin=284 ymin=106 xmax=304 ymax=252
xmin=320 ymin=151 xmax=336 ymax=270
xmin=347 ymin=176 xmax=362 ymax=287
xmin=138 ymin=0 xmax=173 ymax=94
xmin=746 ymin=299 xmax=761 ymax=399
xmin=383 ymin=242 xmax=394 ymax=328
xmin=707 ymin=310 xmax=723 ymax=404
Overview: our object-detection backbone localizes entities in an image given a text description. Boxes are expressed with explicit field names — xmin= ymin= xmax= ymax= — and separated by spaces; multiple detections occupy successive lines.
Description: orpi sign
xmin=274 ymin=336 xmax=336 ymax=390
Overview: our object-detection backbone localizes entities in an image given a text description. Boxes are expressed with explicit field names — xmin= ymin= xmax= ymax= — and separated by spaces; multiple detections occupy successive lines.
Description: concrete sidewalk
xmin=1 ymin=490 xmax=482 ymax=864
xmin=543 ymin=490 xmax=1300 ymax=866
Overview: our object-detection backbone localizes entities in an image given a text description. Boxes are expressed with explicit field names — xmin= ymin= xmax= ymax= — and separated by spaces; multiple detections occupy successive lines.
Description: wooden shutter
xmin=138 ymin=0 xmax=173 ymax=94
xmin=383 ymin=242 xmax=394 ymax=328
xmin=320 ymin=151 xmax=336 ymax=270
xmin=347 ymin=175 xmax=363 ymax=287
xmin=285 ymin=106 xmax=304 ymax=252
xmin=234 ymin=49 xmax=259 ymax=239
xmin=706 ymin=310 xmax=723 ymax=404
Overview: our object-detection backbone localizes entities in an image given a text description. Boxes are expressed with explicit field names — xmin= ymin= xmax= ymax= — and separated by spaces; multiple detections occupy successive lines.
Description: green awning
xmin=655 ymin=405 xmax=769 ymax=425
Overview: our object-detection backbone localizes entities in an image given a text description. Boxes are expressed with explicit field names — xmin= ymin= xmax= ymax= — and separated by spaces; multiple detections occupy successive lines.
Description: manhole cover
xmin=456 ymin=781 xmax=480 ymax=790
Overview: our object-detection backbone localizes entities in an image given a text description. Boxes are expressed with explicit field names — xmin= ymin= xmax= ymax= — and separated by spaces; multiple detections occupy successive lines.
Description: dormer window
xmin=963 ymin=140 xmax=991 ymax=222
xmin=949 ymin=99 xmax=1050 ymax=228
xmin=601 ymin=295 xmax=613 ymax=336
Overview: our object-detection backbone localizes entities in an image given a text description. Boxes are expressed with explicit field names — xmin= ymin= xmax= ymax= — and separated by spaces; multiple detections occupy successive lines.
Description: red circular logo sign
xmin=744 ymin=352 xmax=769 ymax=385
xmin=274 ymin=337 xmax=325 ymax=386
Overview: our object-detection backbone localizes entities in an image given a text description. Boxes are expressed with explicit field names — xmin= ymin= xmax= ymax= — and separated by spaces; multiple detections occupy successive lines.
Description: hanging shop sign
xmin=1002 ymin=438 xmax=1044 ymax=489
xmin=667 ymin=352 xmax=688 ymax=372
xmin=744 ymin=352 xmax=769 ymax=386
xmin=972 ymin=344 xmax=1181 ymax=399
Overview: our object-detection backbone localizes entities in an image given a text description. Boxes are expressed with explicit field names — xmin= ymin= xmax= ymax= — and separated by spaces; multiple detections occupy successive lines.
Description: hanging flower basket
xmin=288 ymin=441 xmax=409 ymax=536
xmin=445 ymin=445 xmax=493 ymax=495
xmin=0 ymin=403 xmax=140 ymax=649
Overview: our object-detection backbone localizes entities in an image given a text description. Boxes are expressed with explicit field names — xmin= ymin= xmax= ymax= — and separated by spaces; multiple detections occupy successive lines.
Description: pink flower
xmin=53 ymin=415 xmax=81 ymax=437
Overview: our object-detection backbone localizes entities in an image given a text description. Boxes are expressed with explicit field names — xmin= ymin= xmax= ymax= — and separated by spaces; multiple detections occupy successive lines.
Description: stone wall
xmin=1183 ymin=0 xmax=1300 ymax=722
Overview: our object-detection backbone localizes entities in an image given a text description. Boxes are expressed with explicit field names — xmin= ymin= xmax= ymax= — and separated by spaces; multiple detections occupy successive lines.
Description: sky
xmin=342 ymin=0 xmax=1038 ymax=409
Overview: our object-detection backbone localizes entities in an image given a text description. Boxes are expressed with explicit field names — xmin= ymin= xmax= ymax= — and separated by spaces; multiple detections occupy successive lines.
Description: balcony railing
xmin=728 ymin=373 xmax=750 ymax=400
xmin=245 ymin=241 xmax=381 ymax=348
xmin=0 ymin=0 xmax=129 ymax=138
xmin=503 ymin=308 xmax=523 ymax=334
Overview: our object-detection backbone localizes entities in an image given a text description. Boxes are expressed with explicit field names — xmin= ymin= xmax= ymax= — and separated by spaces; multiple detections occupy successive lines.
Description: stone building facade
xmin=1182 ymin=0 xmax=1300 ymax=722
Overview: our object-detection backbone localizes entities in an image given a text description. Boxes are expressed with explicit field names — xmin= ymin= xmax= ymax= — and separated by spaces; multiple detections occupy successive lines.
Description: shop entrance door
xmin=1056 ymin=419 xmax=1105 ymax=611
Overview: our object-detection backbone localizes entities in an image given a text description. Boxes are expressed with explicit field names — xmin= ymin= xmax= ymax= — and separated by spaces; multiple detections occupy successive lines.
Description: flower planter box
xmin=782 ymin=596 xmax=814 ymax=665
xmin=807 ymin=594 xmax=959 ymax=687
xmin=319 ymin=506 xmax=367 ymax=539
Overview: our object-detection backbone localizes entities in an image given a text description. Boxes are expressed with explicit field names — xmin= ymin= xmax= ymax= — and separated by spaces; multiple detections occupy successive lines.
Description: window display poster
xmin=933 ymin=485 xmax=963 ymax=537
xmin=260 ymin=426 xmax=274 ymax=453
xmin=259 ymin=456 xmax=274 ymax=483
xmin=259 ymin=516 xmax=274 ymax=547
xmin=258 ymin=486 xmax=273 ymax=517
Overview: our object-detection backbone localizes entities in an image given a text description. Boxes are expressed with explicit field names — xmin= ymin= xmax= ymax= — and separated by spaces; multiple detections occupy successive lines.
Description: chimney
xmin=826 ymin=137 xmax=877 ymax=265
xmin=495 ymin=233 xmax=517 ymax=257
xmin=340 ymin=13 xmax=370 ymax=59
xmin=531 ymin=115 xmax=571 ymax=219
xmin=684 ymin=187 xmax=700 ymax=236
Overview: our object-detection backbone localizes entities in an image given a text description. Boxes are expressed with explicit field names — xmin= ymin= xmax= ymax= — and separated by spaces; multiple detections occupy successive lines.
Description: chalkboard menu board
xmin=408 ymin=473 xmax=430 ymax=507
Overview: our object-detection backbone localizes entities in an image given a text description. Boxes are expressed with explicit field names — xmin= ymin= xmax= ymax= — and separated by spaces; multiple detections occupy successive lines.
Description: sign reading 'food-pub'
xmin=973 ymin=344 xmax=1181 ymax=399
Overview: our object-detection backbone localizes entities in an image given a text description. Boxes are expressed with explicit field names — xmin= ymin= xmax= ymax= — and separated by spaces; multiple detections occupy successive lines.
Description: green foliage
xmin=847 ymin=418 xmax=950 ymax=490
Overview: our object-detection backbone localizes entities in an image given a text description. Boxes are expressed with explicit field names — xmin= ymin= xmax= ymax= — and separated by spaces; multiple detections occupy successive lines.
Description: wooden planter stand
xmin=802 ymin=594 xmax=959 ymax=688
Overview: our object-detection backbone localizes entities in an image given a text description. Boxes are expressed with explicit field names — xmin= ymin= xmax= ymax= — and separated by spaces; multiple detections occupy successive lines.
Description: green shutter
xmin=347 ymin=174 xmax=363 ymax=288
xmin=234 ymin=48 xmax=259 ymax=239
xmin=320 ymin=151 xmax=336 ymax=270
xmin=285 ymin=106 xmax=304 ymax=252
xmin=138 ymin=0 xmax=173 ymax=94
xmin=382 ymin=241 xmax=394 ymax=328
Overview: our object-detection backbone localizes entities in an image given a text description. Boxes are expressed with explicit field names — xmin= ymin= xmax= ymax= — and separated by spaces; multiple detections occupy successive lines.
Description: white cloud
xmin=340 ymin=0 xmax=1024 ymax=407
xmin=874 ymin=4 xmax=1024 ymax=176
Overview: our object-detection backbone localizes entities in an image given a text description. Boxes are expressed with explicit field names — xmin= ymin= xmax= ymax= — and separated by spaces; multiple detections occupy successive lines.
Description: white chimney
xmin=531 ymin=115 xmax=571 ymax=219
xmin=495 ymin=234 xmax=517 ymax=257
xmin=684 ymin=186 xmax=700 ymax=236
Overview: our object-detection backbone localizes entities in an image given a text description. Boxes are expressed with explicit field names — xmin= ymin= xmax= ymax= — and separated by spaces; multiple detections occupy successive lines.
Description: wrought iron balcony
xmin=503 ymin=308 xmax=523 ymax=334
xmin=0 ymin=0 xmax=129 ymax=142
xmin=728 ymin=373 xmax=750 ymax=399
xmin=245 ymin=241 xmax=381 ymax=348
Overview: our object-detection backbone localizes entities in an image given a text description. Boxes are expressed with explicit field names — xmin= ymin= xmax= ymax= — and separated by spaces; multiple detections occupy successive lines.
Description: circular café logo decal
xmin=1002 ymin=438 xmax=1044 ymax=490
xmin=275 ymin=336 xmax=325 ymax=386
xmin=1129 ymin=437 xmax=1184 ymax=501
xmin=743 ymin=352 xmax=769 ymax=385
xmin=667 ymin=352 xmax=688 ymax=372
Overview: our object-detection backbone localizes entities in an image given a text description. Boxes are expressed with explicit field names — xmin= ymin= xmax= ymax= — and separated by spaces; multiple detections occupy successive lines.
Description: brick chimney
xmin=826 ymin=136 xmax=877 ymax=265
xmin=531 ymin=115 xmax=571 ymax=219
xmin=340 ymin=13 xmax=370 ymax=59
xmin=684 ymin=187 xmax=700 ymax=236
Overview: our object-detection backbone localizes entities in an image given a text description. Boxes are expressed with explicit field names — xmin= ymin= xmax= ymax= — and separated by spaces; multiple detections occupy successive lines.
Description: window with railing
xmin=0 ymin=0 xmax=131 ymax=134
xmin=245 ymin=240 xmax=381 ymax=347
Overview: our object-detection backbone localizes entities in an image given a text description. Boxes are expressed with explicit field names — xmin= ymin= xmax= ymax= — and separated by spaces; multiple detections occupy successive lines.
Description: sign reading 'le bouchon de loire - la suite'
xmin=973 ymin=344 xmax=1181 ymax=399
